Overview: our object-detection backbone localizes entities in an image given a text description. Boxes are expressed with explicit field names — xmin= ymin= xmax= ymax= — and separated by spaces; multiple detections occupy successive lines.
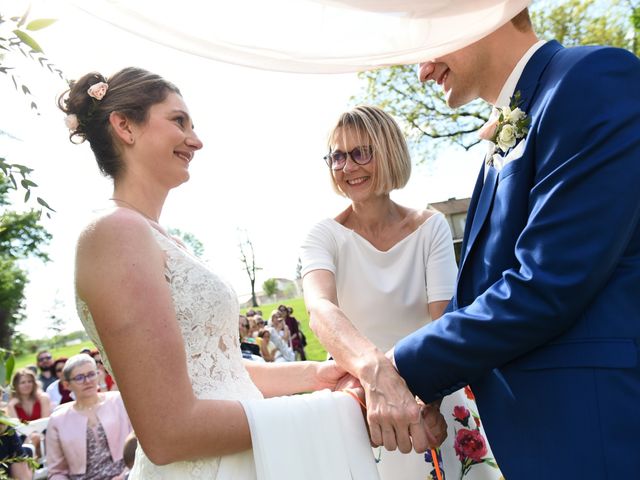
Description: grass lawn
xmin=13 ymin=297 xmax=326 ymax=376
xmin=14 ymin=341 xmax=96 ymax=372
xmin=241 ymin=297 xmax=328 ymax=361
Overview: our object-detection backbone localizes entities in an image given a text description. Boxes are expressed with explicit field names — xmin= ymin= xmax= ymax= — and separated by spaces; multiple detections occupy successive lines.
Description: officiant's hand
xmin=357 ymin=350 xmax=426 ymax=454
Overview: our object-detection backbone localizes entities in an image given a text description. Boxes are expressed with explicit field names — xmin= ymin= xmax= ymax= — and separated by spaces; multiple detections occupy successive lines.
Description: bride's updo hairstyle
xmin=58 ymin=67 xmax=180 ymax=179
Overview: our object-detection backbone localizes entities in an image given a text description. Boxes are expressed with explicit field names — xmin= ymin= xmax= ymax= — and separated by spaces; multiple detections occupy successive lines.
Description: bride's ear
xmin=109 ymin=111 xmax=135 ymax=146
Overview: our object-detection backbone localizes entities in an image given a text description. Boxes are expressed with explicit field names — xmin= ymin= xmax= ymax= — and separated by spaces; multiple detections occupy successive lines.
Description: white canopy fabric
xmin=72 ymin=0 xmax=531 ymax=73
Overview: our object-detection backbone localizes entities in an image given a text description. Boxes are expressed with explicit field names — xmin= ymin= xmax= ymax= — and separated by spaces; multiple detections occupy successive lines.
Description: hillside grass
xmin=14 ymin=297 xmax=326 ymax=374
xmin=14 ymin=341 xmax=96 ymax=371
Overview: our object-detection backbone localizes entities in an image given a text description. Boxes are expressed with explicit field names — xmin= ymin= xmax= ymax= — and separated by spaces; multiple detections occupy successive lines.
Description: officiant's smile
xmin=327 ymin=131 xmax=378 ymax=201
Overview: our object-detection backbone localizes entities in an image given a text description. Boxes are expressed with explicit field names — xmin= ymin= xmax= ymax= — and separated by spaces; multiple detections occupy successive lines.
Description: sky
xmin=2 ymin=1 xmax=482 ymax=337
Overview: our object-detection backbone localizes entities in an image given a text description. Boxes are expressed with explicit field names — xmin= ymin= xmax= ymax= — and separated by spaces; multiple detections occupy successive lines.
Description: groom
xmin=372 ymin=8 xmax=640 ymax=479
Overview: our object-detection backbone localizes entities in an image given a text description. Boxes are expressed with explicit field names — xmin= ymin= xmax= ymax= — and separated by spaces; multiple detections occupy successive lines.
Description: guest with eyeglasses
xmin=46 ymin=353 xmax=132 ymax=480
xmin=7 ymin=368 xmax=52 ymax=460
xmin=301 ymin=105 xmax=494 ymax=479
xmin=35 ymin=350 xmax=56 ymax=391
xmin=45 ymin=357 xmax=74 ymax=409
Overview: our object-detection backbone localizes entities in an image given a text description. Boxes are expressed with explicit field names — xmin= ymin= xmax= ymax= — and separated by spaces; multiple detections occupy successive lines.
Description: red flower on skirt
xmin=453 ymin=405 xmax=470 ymax=422
xmin=454 ymin=428 xmax=488 ymax=463
xmin=464 ymin=385 xmax=475 ymax=400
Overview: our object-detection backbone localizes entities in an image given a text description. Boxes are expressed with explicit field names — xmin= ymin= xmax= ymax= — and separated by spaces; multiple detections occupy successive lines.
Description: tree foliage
xmin=0 ymin=174 xmax=51 ymax=349
xmin=353 ymin=0 xmax=639 ymax=161
xmin=1 ymin=5 xmax=61 ymax=214
xmin=262 ymin=278 xmax=278 ymax=299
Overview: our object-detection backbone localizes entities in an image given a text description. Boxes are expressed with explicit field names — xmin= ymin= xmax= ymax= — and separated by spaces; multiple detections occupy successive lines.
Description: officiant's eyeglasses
xmin=324 ymin=146 xmax=373 ymax=170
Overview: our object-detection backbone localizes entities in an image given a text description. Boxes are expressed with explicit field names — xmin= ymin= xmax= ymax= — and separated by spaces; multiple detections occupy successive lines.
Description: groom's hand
xmin=358 ymin=350 xmax=424 ymax=454
xmin=419 ymin=400 xmax=448 ymax=449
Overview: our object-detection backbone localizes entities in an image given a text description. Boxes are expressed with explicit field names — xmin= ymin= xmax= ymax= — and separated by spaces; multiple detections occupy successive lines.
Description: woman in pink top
xmin=46 ymin=354 xmax=132 ymax=480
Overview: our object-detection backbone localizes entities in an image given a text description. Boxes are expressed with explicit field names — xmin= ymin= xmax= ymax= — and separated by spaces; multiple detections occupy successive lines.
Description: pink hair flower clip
xmin=87 ymin=82 xmax=109 ymax=100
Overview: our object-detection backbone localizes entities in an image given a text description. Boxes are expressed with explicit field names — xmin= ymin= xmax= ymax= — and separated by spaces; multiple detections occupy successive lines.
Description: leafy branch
xmin=1 ymin=5 xmax=63 ymax=215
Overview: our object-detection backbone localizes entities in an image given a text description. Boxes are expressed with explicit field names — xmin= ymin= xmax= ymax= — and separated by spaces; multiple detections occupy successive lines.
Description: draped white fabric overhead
xmin=72 ymin=0 xmax=531 ymax=73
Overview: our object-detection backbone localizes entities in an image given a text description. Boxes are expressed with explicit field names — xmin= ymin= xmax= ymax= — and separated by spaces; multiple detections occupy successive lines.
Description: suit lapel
xmin=458 ymin=166 xmax=498 ymax=277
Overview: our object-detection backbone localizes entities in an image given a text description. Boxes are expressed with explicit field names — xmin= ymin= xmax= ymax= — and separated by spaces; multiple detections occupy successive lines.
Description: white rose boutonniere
xmin=491 ymin=91 xmax=530 ymax=154
xmin=479 ymin=92 xmax=531 ymax=167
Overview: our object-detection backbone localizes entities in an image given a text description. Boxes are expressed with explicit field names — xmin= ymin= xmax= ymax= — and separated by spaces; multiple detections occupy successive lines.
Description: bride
xmin=60 ymin=67 xmax=446 ymax=479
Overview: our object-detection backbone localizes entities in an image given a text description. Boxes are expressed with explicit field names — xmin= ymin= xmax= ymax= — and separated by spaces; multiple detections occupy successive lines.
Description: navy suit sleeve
xmin=395 ymin=47 xmax=640 ymax=403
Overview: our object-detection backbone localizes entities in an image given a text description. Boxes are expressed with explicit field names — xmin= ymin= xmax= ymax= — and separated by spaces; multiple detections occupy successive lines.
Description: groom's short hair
xmin=511 ymin=8 xmax=532 ymax=33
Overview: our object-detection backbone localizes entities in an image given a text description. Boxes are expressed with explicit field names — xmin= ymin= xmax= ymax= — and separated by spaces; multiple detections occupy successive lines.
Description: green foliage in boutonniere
xmin=490 ymin=91 xmax=530 ymax=153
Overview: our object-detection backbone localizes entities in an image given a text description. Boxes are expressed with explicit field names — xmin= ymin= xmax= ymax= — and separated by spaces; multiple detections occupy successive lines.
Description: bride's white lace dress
xmin=77 ymin=227 xmax=263 ymax=479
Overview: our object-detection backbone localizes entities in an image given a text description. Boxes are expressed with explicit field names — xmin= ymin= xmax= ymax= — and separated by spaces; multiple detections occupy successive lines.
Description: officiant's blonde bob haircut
xmin=327 ymin=105 xmax=411 ymax=196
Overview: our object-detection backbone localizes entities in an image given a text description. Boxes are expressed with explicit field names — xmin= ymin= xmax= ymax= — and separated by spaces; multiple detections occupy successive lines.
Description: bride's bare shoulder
xmin=78 ymin=208 xmax=150 ymax=244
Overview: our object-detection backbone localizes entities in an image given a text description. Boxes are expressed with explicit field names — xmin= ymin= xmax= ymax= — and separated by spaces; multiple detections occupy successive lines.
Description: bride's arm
xmin=243 ymin=360 xmax=345 ymax=398
xmin=76 ymin=211 xmax=251 ymax=465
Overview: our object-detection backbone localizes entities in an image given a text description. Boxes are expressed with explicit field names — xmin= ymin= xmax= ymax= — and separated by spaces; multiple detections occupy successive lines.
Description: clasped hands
xmin=336 ymin=352 xmax=447 ymax=454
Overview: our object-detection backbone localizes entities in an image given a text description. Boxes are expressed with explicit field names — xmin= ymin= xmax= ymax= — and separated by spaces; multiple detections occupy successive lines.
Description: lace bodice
xmin=76 ymin=225 xmax=262 ymax=479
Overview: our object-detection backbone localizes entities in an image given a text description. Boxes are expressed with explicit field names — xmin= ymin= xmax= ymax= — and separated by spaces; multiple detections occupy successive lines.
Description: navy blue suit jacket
xmin=395 ymin=41 xmax=640 ymax=478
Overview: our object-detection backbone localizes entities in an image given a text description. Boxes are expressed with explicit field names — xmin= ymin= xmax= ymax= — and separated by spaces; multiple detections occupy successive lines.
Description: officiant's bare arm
xmin=76 ymin=211 xmax=253 ymax=465
xmin=303 ymin=269 xmax=431 ymax=454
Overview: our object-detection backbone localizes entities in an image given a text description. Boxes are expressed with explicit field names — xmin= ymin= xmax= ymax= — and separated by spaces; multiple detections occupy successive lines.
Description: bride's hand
xmin=313 ymin=360 xmax=347 ymax=391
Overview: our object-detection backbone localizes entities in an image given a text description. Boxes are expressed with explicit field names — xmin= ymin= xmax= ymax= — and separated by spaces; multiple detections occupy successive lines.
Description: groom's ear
xmin=109 ymin=111 xmax=135 ymax=145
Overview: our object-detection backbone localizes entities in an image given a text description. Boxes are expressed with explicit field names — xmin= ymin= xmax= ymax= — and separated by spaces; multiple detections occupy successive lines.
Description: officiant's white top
xmin=70 ymin=0 xmax=531 ymax=72
xmin=300 ymin=213 xmax=456 ymax=351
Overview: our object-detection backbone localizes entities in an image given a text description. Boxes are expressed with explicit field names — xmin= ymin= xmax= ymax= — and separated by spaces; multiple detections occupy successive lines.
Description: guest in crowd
xmin=0 ymin=418 xmax=32 ymax=480
xmin=91 ymin=350 xmax=118 ymax=392
xmin=7 ymin=368 xmax=51 ymax=458
xmin=265 ymin=310 xmax=295 ymax=362
xmin=35 ymin=350 xmax=56 ymax=391
xmin=279 ymin=305 xmax=306 ymax=360
xmin=46 ymin=354 xmax=132 ymax=480
xmin=45 ymin=357 xmax=74 ymax=409
xmin=239 ymin=314 xmax=262 ymax=360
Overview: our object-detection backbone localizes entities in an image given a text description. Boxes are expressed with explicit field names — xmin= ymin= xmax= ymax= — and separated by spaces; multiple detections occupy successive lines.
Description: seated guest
xmin=265 ymin=311 xmax=295 ymax=362
xmin=46 ymin=354 xmax=132 ymax=480
xmin=0 ymin=418 xmax=32 ymax=480
xmin=91 ymin=350 xmax=118 ymax=392
xmin=257 ymin=329 xmax=275 ymax=362
xmin=46 ymin=357 xmax=74 ymax=409
xmin=239 ymin=315 xmax=262 ymax=359
xmin=280 ymin=305 xmax=307 ymax=360
xmin=35 ymin=350 xmax=56 ymax=391
xmin=7 ymin=368 xmax=51 ymax=458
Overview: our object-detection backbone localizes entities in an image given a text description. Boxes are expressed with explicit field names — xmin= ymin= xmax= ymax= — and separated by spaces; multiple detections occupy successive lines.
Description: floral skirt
xmin=375 ymin=386 xmax=503 ymax=480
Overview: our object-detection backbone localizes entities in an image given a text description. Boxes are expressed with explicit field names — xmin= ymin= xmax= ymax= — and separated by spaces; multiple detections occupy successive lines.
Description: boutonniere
xmin=479 ymin=91 xmax=531 ymax=156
